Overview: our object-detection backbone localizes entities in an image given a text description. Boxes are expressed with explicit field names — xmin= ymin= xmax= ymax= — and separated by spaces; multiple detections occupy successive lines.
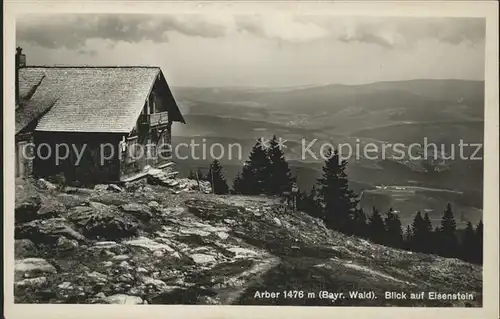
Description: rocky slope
xmin=14 ymin=178 xmax=482 ymax=306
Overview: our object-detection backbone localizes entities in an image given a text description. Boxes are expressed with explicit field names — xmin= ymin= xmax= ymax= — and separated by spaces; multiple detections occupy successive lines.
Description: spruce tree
xmin=207 ymin=160 xmax=229 ymax=195
xmin=301 ymin=186 xmax=323 ymax=219
xmin=351 ymin=208 xmax=368 ymax=238
xmin=237 ymin=139 xmax=271 ymax=195
xmin=436 ymin=203 xmax=459 ymax=258
xmin=384 ymin=208 xmax=403 ymax=248
xmin=368 ymin=207 xmax=386 ymax=244
xmin=423 ymin=212 xmax=434 ymax=253
xmin=423 ymin=213 xmax=433 ymax=232
xmin=316 ymin=147 xmax=359 ymax=233
xmin=460 ymin=221 xmax=476 ymax=262
xmin=473 ymin=220 xmax=483 ymax=264
xmin=296 ymin=189 xmax=307 ymax=211
xmin=233 ymin=173 xmax=241 ymax=194
xmin=404 ymin=225 xmax=412 ymax=250
xmin=411 ymin=211 xmax=424 ymax=251
xmin=411 ymin=211 xmax=433 ymax=253
xmin=266 ymin=135 xmax=294 ymax=195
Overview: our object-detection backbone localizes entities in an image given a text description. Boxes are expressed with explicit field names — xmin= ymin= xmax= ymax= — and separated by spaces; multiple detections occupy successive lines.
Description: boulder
xmin=147 ymin=201 xmax=161 ymax=213
xmin=56 ymin=193 xmax=89 ymax=208
xmin=14 ymin=276 xmax=47 ymax=288
xmin=273 ymin=217 xmax=282 ymax=227
xmin=179 ymin=228 xmax=211 ymax=237
xmin=227 ymin=247 xmax=259 ymax=259
xmin=121 ymin=203 xmax=153 ymax=221
xmin=94 ymin=184 xmax=109 ymax=192
xmin=57 ymin=281 xmax=73 ymax=290
xmin=94 ymin=184 xmax=124 ymax=193
xmin=108 ymin=184 xmax=124 ymax=193
xmin=94 ymin=241 xmax=118 ymax=248
xmin=116 ymin=273 xmax=134 ymax=283
xmin=119 ymin=261 xmax=133 ymax=271
xmin=86 ymin=271 xmax=108 ymax=284
xmin=57 ymin=236 xmax=79 ymax=251
xmin=15 ymin=258 xmax=57 ymax=278
xmin=216 ymin=232 xmax=230 ymax=240
xmin=125 ymin=237 xmax=174 ymax=253
xmin=95 ymin=292 xmax=106 ymax=299
xmin=124 ymin=179 xmax=148 ymax=192
xmin=137 ymin=267 xmax=148 ymax=273
xmin=186 ymin=200 xmax=243 ymax=221
xmin=142 ymin=277 xmax=173 ymax=292
xmin=89 ymin=194 xmax=130 ymax=206
xmin=15 ymin=195 xmax=42 ymax=223
xmin=112 ymin=254 xmax=130 ymax=261
xmin=63 ymin=187 xmax=95 ymax=195
xmin=16 ymin=218 xmax=86 ymax=245
xmin=35 ymin=179 xmax=58 ymax=191
xmin=14 ymin=239 xmax=38 ymax=258
xmin=68 ymin=203 xmax=139 ymax=240
xmin=190 ymin=253 xmax=217 ymax=264
xmin=105 ymin=294 xmax=143 ymax=305
xmin=37 ymin=199 xmax=66 ymax=219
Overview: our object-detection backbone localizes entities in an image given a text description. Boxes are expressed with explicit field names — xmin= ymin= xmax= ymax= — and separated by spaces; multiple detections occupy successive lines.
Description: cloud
xmin=17 ymin=14 xmax=485 ymax=51
xmin=76 ymin=48 xmax=98 ymax=56
xmin=16 ymin=14 xmax=226 ymax=49
xmin=234 ymin=15 xmax=329 ymax=43
xmin=294 ymin=16 xmax=485 ymax=49
xmin=235 ymin=15 xmax=267 ymax=38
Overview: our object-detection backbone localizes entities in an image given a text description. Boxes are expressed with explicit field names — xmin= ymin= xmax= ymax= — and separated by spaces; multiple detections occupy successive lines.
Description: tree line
xmin=188 ymin=136 xmax=483 ymax=265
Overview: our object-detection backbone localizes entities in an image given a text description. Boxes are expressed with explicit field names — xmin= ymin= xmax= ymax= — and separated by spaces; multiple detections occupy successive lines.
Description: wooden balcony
xmin=138 ymin=112 xmax=169 ymax=132
xmin=150 ymin=111 xmax=169 ymax=127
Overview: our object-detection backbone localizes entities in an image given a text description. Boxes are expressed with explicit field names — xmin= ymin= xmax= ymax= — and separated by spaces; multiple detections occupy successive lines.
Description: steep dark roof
xmin=15 ymin=66 xmax=185 ymax=134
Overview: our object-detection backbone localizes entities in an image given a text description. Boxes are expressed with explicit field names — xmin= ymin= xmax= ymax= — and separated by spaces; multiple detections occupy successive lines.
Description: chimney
xmin=15 ymin=47 xmax=26 ymax=105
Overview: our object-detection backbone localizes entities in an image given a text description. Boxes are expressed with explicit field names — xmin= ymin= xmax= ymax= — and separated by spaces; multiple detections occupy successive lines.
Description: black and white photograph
xmin=4 ymin=1 xmax=499 ymax=318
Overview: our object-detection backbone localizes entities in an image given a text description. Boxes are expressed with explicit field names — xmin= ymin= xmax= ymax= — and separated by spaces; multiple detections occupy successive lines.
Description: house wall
xmin=33 ymin=132 xmax=123 ymax=184
xmin=120 ymin=77 xmax=174 ymax=180
xmin=15 ymin=133 xmax=34 ymax=178
xmin=120 ymin=121 xmax=173 ymax=180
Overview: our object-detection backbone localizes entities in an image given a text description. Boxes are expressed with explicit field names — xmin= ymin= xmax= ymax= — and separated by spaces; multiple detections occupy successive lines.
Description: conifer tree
xmin=316 ymin=147 xmax=359 ymax=233
xmin=384 ymin=208 xmax=403 ymax=248
xmin=232 ymin=173 xmax=243 ymax=194
xmin=207 ymin=160 xmax=229 ymax=195
xmin=410 ymin=211 xmax=424 ymax=251
xmin=436 ymin=203 xmax=459 ymax=257
xmin=237 ymin=139 xmax=271 ymax=195
xmin=368 ymin=207 xmax=386 ymax=244
xmin=351 ymin=208 xmax=368 ymax=238
xmin=296 ymin=189 xmax=307 ymax=210
xmin=411 ymin=211 xmax=433 ymax=253
xmin=474 ymin=220 xmax=483 ymax=264
xmin=423 ymin=213 xmax=433 ymax=233
xmin=404 ymin=225 xmax=412 ymax=250
xmin=423 ymin=212 xmax=435 ymax=253
xmin=266 ymin=135 xmax=294 ymax=195
xmin=300 ymin=185 xmax=323 ymax=219
xmin=460 ymin=221 xmax=476 ymax=262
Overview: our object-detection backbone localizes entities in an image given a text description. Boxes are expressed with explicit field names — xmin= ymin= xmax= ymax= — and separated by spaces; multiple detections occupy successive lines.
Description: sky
xmin=16 ymin=14 xmax=486 ymax=87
